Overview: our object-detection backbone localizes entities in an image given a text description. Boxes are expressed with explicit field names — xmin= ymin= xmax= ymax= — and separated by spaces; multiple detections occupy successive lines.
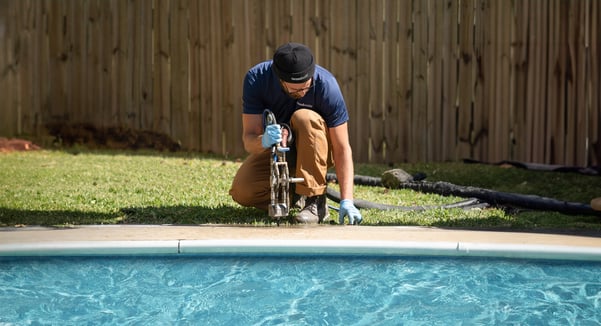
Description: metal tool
xmin=263 ymin=110 xmax=304 ymax=221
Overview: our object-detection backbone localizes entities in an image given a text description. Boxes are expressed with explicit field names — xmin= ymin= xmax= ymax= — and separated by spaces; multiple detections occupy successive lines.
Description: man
xmin=229 ymin=42 xmax=362 ymax=225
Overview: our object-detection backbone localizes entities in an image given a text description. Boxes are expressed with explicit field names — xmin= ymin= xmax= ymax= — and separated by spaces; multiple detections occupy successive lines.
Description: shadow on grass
xmin=118 ymin=205 xmax=274 ymax=225
xmin=370 ymin=211 xmax=601 ymax=237
xmin=0 ymin=205 xmax=275 ymax=227
xmin=0 ymin=208 xmax=119 ymax=226
xmin=2 ymin=206 xmax=601 ymax=237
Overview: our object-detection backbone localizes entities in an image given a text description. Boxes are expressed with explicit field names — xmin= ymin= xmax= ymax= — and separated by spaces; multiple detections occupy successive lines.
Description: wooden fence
xmin=0 ymin=0 xmax=599 ymax=166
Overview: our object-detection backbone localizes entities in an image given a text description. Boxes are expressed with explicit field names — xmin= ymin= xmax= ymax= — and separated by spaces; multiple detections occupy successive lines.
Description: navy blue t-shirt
xmin=242 ymin=61 xmax=349 ymax=128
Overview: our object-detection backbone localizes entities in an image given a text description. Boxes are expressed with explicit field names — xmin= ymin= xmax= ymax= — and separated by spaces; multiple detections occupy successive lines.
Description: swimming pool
xmin=2 ymin=226 xmax=601 ymax=324
xmin=1 ymin=254 xmax=600 ymax=325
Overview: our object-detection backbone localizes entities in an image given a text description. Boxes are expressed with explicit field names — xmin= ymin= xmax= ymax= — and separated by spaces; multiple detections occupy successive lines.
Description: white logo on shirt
xmin=296 ymin=101 xmax=313 ymax=108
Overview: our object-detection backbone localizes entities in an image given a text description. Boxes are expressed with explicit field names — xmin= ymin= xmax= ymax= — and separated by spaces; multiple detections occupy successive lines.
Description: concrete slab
xmin=2 ymin=225 xmax=601 ymax=261
xmin=1 ymin=225 xmax=601 ymax=246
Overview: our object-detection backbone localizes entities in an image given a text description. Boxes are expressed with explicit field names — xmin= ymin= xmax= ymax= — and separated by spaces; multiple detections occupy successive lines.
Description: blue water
xmin=1 ymin=255 xmax=600 ymax=325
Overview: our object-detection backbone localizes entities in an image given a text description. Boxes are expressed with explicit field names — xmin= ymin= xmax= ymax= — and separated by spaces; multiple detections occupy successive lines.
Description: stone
xmin=591 ymin=197 xmax=601 ymax=211
xmin=381 ymin=169 xmax=414 ymax=189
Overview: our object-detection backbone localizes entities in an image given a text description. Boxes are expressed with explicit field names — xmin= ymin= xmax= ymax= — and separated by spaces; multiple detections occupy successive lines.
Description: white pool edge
xmin=2 ymin=239 xmax=601 ymax=262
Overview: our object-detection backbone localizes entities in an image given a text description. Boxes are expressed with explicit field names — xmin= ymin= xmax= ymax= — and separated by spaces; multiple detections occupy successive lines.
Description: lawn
xmin=1 ymin=149 xmax=600 ymax=233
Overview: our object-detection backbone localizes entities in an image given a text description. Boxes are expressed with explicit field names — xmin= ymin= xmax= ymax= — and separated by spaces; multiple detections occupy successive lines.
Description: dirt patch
xmin=45 ymin=122 xmax=181 ymax=152
xmin=1 ymin=123 xmax=181 ymax=153
xmin=0 ymin=138 xmax=42 ymax=153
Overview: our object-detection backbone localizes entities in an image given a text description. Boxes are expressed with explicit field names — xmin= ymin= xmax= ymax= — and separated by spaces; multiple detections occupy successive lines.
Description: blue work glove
xmin=339 ymin=199 xmax=362 ymax=225
xmin=261 ymin=124 xmax=282 ymax=148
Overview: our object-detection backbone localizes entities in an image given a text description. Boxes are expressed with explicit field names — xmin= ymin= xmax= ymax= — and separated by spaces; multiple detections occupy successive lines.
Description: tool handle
xmin=263 ymin=109 xmax=277 ymax=127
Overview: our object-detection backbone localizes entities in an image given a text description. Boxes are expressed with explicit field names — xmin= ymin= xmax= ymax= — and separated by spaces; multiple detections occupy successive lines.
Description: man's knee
xmin=229 ymin=186 xmax=249 ymax=206
xmin=229 ymin=180 xmax=270 ymax=210
xmin=291 ymin=109 xmax=325 ymax=130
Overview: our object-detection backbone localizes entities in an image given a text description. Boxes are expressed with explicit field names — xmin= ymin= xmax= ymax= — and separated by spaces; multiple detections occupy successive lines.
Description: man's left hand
xmin=339 ymin=199 xmax=362 ymax=225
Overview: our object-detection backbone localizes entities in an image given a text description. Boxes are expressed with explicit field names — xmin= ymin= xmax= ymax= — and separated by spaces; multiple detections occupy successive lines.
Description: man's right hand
xmin=261 ymin=124 xmax=282 ymax=148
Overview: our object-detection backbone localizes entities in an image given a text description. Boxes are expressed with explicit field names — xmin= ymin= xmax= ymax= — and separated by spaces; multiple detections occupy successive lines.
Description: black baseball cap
xmin=272 ymin=43 xmax=315 ymax=83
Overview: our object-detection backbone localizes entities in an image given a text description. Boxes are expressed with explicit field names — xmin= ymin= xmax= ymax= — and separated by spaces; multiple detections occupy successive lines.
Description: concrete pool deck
xmin=2 ymin=225 xmax=601 ymax=261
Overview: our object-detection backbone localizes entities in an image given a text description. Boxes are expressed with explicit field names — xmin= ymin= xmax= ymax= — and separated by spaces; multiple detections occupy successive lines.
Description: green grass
xmin=1 ymin=150 xmax=600 ymax=232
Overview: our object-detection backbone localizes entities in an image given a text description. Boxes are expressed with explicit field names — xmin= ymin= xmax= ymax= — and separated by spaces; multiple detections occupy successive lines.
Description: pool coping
xmin=2 ymin=225 xmax=601 ymax=261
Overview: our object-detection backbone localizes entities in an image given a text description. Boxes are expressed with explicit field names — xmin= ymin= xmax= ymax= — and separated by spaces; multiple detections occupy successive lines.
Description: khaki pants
xmin=229 ymin=109 xmax=332 ymax=210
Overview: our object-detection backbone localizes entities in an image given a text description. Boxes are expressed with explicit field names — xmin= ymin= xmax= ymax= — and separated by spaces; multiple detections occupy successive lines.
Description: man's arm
xmin=241 ymin=113 xmax=266 ymax=154
xmin=328 ymin=122 xmax=354 ymax=200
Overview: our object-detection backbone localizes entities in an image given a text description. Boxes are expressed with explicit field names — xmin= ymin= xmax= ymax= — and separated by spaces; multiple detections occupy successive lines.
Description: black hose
xmin=326 ymin=173 xmax=382 ymax=187
xmin=327 ymin=173 xmax=601 ymax=217
xmin=397 ymin=181 xmax=601 ymax=216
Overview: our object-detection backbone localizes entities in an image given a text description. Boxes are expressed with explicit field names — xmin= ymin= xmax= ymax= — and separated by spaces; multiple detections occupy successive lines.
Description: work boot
xmin=291 ymin=193 xmax=306 ymax=210
xmin=295 ymin=194 xmax=329 ymax=224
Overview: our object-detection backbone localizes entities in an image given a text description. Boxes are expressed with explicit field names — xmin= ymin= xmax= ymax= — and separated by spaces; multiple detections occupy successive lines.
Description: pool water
xmin=1 ymin=255 xmax=600 ymax=325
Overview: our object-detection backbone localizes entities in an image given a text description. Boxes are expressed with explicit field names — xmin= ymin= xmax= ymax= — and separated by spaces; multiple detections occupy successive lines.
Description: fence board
xmin=412 ymin=0 xmax=428 ymax=162
xmin=315 ymin=1 xmax=329 ymax=66
xmin=511 ymin=0 xmax=526 ymax=162
xmin=16 ymin=0 xmax=31 ymax=135
xmin=230 ymin=1 xmax=244 ymax=155
xmin=368 ymin=0 xmax=385 ymax=162
xmin=124 ymin=0 xmax=136 ymax=128
xmin=534 ymin=1 xmax=548 ymax=163
xmin=198 ymin=0 xmax=212 ymax=152
xmin=114 ymin=0 xmax=128 ymax=126
xmin=545 ymin=0 xmax=556 ymax=163
xmin=245 ymin=0 xmax=263 ymax=63
xmin=170 ymin=0 xmax=190 ymax=147
xmin=575 ymin=0 xmax=588 ymax=165
xmin=383 ymin=0 xmax=400 ymax=162
xmin=100 ymin=1 xmax=113 ymax=126
xmin=223 ymin=0 xmax=243 ymax=157
xmin=441 ymin=0 xmax=459 ymax=161
xmin=590 ymin=0 xmax=600 ymax=165
xmin=524 ymin=1 xmax=536 ymax=162
xmin=26 ymin=0 xmax=43 ymax=135
xmin=384 ymin=0 xmax=411 ymax=162
xmin=209 ymin=0 xmax=224 ymax=154
xmin=492 ymin=0 xmax=503 ymax=162
xmin=506 ymin=1 xmax=518 ymax=161
xmin=266 ymin=0 xmax=278 ymax=50
xmin=426 ymin=0 xmax=442 ymax=162
xmin=473 ymin=0 xmax=488 ymax=161
xmin=565 ymin=0 xmax=581 ymax=164
xmin=0 ymin=3 xmax=6 ymax=134
xmin=65 ymin=0 xmax=81 ymax=126
xmin=346 ymin=1 xmax=359 ymax=160
xmin=557 ymin=0 xmax=570 ymax=164
xmin=289 ymin=0 xmax=302 ymax=42
xmin=48 ymin=0 xmax=68 ymax=123
xmin=456 ymin=0 xmax=474 ymax=159
xmin=0 ymin=0 xmax=16 ymax=136
xmin=136 ymin=0 xmax=153 ymax=130
xmin=303 ymin=0 xmax=316 ymax=54
xmin=491 ymin=1 xmax=513 ymax=161
xmin=354 ymin=0 xmax=370 ymax=162
xmin=152 ymin=0 xmax=171 ymax=135
xmin=328 ymin=0 xmax=345 ymax=89
xmin=328 ymin=0 xmax=356 ymax=154
xmin=188 ymin=0 xmax=201 ymax=151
